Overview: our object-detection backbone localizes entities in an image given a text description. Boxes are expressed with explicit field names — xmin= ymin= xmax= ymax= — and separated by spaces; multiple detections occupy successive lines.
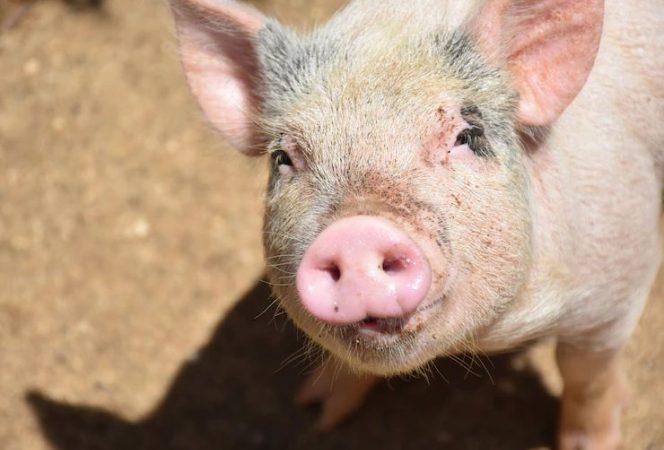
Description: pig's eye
xmin=454 ymin=125 xmax=483 ymax=150
xmin=271 ymin=150 xmax=293 ymax=173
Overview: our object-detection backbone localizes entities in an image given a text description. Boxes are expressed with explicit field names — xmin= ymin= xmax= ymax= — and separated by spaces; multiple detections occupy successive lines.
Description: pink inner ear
xmin=472 ymin=0 xmax=604 ymax=127
xmin=182 ymin=38 xmax=258 ymax=151
xmin=172 ymin=0 xmax=265 ymax=155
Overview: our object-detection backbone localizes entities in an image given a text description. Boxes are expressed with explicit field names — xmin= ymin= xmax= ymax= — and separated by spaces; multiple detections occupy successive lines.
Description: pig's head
xmin=171 ymin=0 xmax=603 ymax=375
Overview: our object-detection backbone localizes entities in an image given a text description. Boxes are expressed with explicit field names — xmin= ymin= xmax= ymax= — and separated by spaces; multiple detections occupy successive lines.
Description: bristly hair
xmin=255 ymin=1 xmax=518 ymax=149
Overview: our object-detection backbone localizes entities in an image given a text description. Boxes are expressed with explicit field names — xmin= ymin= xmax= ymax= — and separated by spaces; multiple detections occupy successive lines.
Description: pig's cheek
xmin=448 ymin=144 xmax=475 ymax=160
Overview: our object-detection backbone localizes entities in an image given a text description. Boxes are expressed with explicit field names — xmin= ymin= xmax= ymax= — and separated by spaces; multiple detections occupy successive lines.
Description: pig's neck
xmin=477 ymin=139 xmax=577 ymax=352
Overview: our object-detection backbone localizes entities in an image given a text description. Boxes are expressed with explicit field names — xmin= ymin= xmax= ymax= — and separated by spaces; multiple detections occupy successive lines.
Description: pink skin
xmin=296 ymin=216 xmax=432 ymax=325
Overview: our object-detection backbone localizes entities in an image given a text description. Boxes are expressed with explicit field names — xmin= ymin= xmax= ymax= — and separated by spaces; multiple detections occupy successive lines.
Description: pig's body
xmin=170 ymin=0 xmax=663 ymax=448
xmin=481 ymin=0 xmax=664 ymax=353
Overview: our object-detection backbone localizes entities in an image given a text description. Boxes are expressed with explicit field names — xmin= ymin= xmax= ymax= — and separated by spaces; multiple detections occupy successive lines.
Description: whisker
xmin=254 ymin=296 xmax=281 ymax=320
xmin=430 ymin=360 xmax=448 ymax=383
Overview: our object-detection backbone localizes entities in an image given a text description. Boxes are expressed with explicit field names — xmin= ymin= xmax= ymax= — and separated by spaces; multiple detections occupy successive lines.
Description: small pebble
xmin=23 ymin=58 xmax=40 ymax=76
xmin=51 ymin=116 xmax=66 ymax=132
xmin=127 ymin=218 xmax=151 ymax=238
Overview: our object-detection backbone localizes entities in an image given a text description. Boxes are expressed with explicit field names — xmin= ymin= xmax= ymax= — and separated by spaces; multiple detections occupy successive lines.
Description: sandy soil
xmin=0 ymin=0 xmax=662 ymax=449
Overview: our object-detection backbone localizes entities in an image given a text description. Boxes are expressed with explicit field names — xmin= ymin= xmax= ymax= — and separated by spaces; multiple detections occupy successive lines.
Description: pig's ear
xmin=170 ymin=0 xmax=265 ymax=155
xmin=472 ymin=0 xmax=604 ymax=126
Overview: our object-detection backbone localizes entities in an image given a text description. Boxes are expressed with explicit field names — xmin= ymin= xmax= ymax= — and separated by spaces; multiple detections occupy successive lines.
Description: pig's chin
xmin=287 ymin=295 xmax=450 ymax=376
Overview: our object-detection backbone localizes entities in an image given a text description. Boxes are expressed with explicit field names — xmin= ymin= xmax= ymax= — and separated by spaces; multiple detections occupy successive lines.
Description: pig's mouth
xmin=312 ymin=296 xmax=447 ymax=374
xmin=356 ymin=316 xmax=406 ymax=335
xmin=338 ymin=296 xmax=445 ymax=342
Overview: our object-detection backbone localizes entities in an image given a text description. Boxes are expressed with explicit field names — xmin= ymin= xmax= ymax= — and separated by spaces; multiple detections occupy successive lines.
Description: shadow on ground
xmin=27 ymin=278 xmax=558 ymax=450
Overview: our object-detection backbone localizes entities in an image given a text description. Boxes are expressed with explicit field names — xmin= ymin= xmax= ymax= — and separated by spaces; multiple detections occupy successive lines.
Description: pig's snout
xmin=296 ymin=216 xmax=432 ymax=326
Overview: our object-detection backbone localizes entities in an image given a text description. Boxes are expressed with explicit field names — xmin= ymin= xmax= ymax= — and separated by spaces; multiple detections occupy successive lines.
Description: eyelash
xmin=454 ymin=125 xmax=483 ymax=150
xmin=271 ymin=149 xmax=293 ymax=170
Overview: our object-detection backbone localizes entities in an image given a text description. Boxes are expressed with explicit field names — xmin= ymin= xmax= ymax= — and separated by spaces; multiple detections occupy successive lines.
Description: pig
xmin=169 ymin=0 xmax=664 ymax=448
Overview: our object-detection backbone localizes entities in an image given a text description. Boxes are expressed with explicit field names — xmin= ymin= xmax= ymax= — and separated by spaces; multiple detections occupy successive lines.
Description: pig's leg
xmin=295 ymin=357 xmax=379 ymax=431
xmin=556 ymin=344 xmax=629 ymax=450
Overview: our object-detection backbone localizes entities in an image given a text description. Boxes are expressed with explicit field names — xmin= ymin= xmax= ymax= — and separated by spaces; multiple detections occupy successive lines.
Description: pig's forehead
xmin=259 ymin=8 xmax=475 ymax=106
xmin=271 ymin=81 xmax=459 ymax=150
xmin=258 ymin=8 xmax=512 ymax=127
xmin=260 ymin=29 xmax=472 ymax=126
xmin=260 ymin=38 xmax=491 ymax=149
xmin=258 ymin=0 xmax=516 ymax=155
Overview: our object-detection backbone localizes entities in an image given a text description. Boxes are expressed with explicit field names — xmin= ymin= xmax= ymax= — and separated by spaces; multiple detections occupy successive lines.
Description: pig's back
xmin=578 ymin=0 xmax=664 ymax=175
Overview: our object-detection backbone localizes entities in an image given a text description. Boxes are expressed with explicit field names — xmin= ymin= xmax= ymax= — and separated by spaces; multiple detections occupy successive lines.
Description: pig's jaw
xmin=279 ymin=289 xmax=456 ymax=376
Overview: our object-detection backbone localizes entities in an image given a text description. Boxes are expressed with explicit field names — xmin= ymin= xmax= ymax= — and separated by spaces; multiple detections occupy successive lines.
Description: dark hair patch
xmin=460 ymin=105 xmax=494 ymax=158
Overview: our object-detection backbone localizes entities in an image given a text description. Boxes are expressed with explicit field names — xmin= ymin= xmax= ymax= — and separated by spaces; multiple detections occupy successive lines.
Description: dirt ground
xmin=0 ymin=0 xmax=662 ymax=449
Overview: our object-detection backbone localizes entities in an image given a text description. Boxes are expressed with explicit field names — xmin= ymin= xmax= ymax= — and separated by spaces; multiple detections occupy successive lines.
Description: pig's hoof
xmin=294 ymin=360 xmax=378 ymax=431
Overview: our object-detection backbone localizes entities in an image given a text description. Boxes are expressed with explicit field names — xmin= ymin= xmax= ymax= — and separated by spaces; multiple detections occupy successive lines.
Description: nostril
xmin=322 ymin=264 xmax=341 ymax=282
xmin=381 ymin=256 xmax=408 ymax=274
